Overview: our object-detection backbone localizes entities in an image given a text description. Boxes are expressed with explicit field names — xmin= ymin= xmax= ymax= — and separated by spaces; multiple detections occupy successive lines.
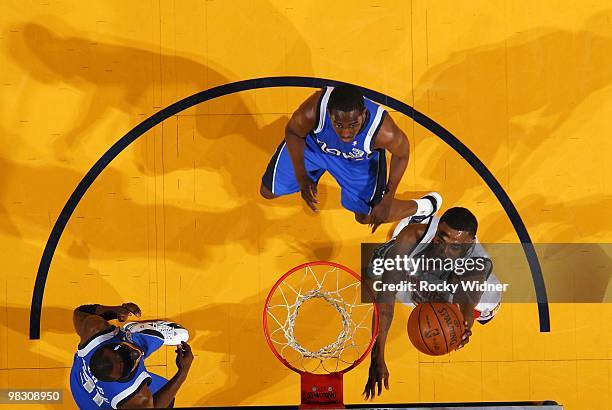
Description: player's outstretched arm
xmin=73 ymin=303 xmax=142 ymax=345
xmin=363 ymin=300 xmax=394 ymax=400
xmin=154 ymin=341 xmax=194 ymax=407
xmin=369 ymin=115 xmax=410 ymax=231
xmin=363 ymin=265 xmax=403 ymax=400
xmin=454 ymin=259 xmax=491 ymax=348
xmin=284 ymin=91 xmax=320 ymax=212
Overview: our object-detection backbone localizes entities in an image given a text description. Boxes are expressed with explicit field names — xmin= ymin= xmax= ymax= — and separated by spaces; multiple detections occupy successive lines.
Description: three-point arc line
xmin=29 ymin=76 xmax=550 ymax=339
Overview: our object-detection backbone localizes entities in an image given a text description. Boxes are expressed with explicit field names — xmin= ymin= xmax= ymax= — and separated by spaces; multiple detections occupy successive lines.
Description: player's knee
xmin=260 ymin=183 xmax=276 ymax=200
xmin=354 ymin=213 xmax=370 ymax=224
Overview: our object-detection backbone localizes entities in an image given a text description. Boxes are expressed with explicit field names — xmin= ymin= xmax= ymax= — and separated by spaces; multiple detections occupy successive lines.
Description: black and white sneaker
xmin=392 ymin=192 xmax=443 ymax=237
xmin=122 ymin=321 xmax=190 ymax=346
xmin=409 ymin=192 xmax=443 ymax=223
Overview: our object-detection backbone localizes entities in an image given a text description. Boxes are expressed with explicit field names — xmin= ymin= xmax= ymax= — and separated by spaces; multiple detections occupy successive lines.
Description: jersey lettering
xmin=315 ymin=138 xmax=369 ymax=160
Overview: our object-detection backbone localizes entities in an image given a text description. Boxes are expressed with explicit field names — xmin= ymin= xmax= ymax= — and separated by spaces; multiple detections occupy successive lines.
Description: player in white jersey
xmin=387 ymin=210 xmax=502 ymax=323
xmin=363 ymin=203 xmax=502 ymax=400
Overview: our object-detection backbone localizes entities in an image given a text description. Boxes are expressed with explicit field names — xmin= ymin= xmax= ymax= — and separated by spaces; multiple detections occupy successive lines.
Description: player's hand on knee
xmin=115 ymin=302 xmax=142 ymax=322
xmin=369 ymin=196 xmax=392 ymax=233
xmin=298 ymin=176 xmax=318 ymax=212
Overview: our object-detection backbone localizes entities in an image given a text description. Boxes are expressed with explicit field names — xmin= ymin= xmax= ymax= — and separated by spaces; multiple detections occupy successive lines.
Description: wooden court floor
xmin=1 ymin=1 xmax=611 ymax=409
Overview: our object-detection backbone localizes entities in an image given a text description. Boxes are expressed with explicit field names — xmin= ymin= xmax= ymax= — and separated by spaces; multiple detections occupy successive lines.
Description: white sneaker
xmin=393 ymin=192 xmax=443 ymax=237
xmin=410 ymin=192 xmax=443 ymax=222
xmin=122 ymin=321 xmax=190 ymax=346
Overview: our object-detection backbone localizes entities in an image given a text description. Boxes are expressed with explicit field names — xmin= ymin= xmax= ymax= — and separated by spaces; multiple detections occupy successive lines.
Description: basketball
xmin=407 ymin=303 xmax=465 ymax=356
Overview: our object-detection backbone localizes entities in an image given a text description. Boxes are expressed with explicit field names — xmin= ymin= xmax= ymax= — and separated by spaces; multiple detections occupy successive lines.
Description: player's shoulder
xmin=117 ymin=379 xmax=153 ymax=409
xmin=77 ymin=316 xmax=113 ymax=348
xmin=288 ymin=89 xmax=324 ymax=132
xmin=373 ymin=111 xmax=404 ymax=148
xmin=298 ymin=89 xmax=324 ymax=116
xmin=77 ymin=325 xmax=117 ymax=354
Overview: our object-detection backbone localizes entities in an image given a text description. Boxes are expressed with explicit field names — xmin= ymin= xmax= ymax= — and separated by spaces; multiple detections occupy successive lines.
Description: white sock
xmin=413 ymin=198 xmax=434 ymax=216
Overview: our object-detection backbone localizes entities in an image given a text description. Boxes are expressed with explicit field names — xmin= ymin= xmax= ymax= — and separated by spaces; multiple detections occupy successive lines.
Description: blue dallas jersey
xmin=262 ymin=86 xmax=389 ymax=214
xmin=70 ymin=326 xmax=165 ymax=409
xmin=309 ymin=86 xmax=387 ymax=163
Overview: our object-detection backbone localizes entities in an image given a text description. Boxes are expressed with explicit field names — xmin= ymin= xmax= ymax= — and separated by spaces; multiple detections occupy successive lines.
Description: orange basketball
xmin=407 ymin=303 xmax=465 ymax=356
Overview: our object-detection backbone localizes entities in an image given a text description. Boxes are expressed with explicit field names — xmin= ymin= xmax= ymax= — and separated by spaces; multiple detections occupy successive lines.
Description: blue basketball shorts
xmin=262 ymin=136 xmax=386 ymax=215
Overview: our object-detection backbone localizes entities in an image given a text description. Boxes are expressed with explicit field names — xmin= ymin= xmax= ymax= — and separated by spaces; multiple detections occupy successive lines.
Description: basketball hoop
xmin=263 ymin=261 xmax=379 ymax=409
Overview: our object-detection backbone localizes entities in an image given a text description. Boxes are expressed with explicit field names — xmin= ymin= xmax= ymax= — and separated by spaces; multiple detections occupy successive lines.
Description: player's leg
xmin=260 ymin=139 xmax=325 ymax=200
xmin=323 ymin=151 xmax=386 ymax=216
xmin=326 ymin=150 xmax=441 ymax=224
xmin=386 ymin=192 xmax=444 ymax=237
xmin=260 ymin=140 xmax=293 ymax=199
xmin=344 ymin=159 xmax=442 ymax=224
xmin=356 ymin=151 xmax=441 ymax=223
xmin=355 ymin=193 xmax=442 ymax=225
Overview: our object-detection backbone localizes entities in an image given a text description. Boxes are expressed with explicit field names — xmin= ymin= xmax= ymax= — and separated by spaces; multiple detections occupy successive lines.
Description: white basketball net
xmin=265 ymin=265 xmax=374 ymax=373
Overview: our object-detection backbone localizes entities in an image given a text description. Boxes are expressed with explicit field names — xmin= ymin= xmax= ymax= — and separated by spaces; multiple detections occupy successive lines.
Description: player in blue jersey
xmin=70 ymin=302 xmax=192 ymax=408
xmin=261 ymin=84 xmax=438 ymax=232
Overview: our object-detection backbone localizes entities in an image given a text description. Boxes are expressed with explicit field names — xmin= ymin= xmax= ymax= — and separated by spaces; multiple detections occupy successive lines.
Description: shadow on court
xmin=5 ymin=7 xmax=612 ymax=407
xmin=3 ymin=14 xmax=352 ymax=268
xmin=410 ymin=10 xmax=612 ymax=230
